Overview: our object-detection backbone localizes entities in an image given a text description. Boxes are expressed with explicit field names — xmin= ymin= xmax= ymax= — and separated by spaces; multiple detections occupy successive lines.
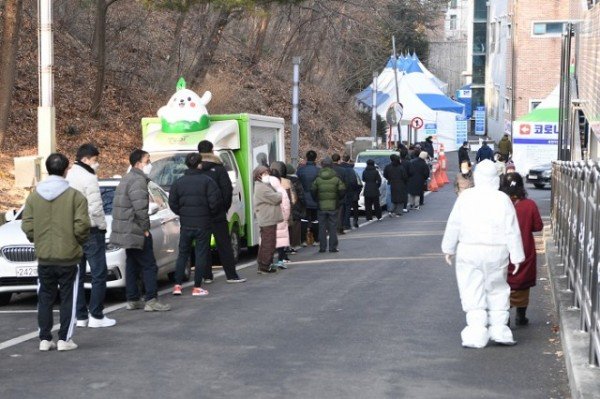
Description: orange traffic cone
xmin=434 ymin=163 xmax=445 ymax=187
xmin=429 ymin=164 xmax=439 ymax=192
xmin=439 ymin=147 xmax=450 ymax=184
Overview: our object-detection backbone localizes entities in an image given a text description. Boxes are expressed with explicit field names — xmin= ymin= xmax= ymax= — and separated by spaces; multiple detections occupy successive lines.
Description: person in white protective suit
xmin=441 ymin=159 xmax=525 ymax=348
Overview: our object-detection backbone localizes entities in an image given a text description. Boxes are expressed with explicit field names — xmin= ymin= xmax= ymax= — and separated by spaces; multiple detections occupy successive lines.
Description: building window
xmin=529 ymin=100 xmax=542 ymax=111
xmin=490 ymin=22 xmax=496 ymax=53
xmin=504 ymin=97 xmax=511 ymax=115
xmin=450 ymin=15 xmax=457 ymax=30
xmin=450 ymin=0 xmax=457 ymax=9
xmin=473 ymin=23 xmax=486 ymax=53
xmin=507 ymin=23 xmax=512 ymax=38
xmin=532 ymin=21 xmax=567 ymax=37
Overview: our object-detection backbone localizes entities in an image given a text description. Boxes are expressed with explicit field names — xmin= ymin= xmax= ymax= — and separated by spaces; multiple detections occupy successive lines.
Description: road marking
xmin=341 ymin=231 xmax=444 ymax=240
xmin=0 ymin=258 xmax=256 ymax=351
xmin=290 ymin=255 xmax=443 ymax=265
xmin=0 ymin=310 xmax=58 ymax=314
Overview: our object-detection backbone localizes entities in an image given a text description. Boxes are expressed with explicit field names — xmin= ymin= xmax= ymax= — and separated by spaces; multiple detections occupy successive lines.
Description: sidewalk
xmin=545 ymin=231 xmax=600 ymax=399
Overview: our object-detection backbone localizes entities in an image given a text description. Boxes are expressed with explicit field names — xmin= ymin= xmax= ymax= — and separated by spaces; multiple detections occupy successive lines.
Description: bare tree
xmin=89 ymin=0 xmax=122 ymax=118
xmin=0 ymin=0 xmax=23 ymax=147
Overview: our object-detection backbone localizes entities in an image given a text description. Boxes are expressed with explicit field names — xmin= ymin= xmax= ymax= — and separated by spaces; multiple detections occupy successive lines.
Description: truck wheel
xmin=230 ymin=227 xmax=240 ymax=265
xmin=0 ymin=292 xmax=12 ymax=306
xmin=534 ymin=183 xmax=546 ymax=189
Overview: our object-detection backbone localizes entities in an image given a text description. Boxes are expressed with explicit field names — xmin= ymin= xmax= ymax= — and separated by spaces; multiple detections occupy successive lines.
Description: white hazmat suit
xmin=442 ymin=160 xmax=525 ymax=348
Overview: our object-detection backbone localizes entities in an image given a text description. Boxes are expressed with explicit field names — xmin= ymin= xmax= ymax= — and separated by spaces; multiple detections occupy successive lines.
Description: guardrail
xmin=551 ymin=160 xmax=600 ymax=366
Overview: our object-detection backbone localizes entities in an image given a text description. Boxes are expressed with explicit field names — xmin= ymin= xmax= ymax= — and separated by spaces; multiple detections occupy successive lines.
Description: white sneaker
xmin=76 ymin=319 xmax=88 ymax=328
xmin=39 ymin=340 xmax=56 ymax=351
xmin=88 ymin=316 xmax=117 ymax=328
xmin=204 ymin=279 xmax=214 ymax=284
xmin=57 ymin=339 xmax=78 ymax=351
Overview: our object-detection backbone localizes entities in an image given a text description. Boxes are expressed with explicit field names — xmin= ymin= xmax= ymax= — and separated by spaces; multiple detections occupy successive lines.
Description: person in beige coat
xmin=253 ymin=166 xmax=283 ymax=274
xmin=454 ymin=161 xmax=475 ymax=196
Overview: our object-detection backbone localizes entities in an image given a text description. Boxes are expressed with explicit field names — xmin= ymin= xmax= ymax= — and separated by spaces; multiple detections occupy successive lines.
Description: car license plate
xmin=528 ymin=175 xmax=538 ymax=180
xmin=16 ymin=267 xmax=38 ymax=277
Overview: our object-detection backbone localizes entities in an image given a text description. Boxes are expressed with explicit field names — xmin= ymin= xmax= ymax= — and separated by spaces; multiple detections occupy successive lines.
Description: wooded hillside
xmin=0 ymin=0 xmax=443 ymax=208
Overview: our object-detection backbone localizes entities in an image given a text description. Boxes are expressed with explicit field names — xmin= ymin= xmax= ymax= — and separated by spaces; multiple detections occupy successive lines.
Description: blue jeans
xmin=76 ymin=228 xmax=107 ymax=320
xmin=175 ymin=227 xmax=211 ymax=287
xmin=125 ymin=235 xmax=158 ymax=301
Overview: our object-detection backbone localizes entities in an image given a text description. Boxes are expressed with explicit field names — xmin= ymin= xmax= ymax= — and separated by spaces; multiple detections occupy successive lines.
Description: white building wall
xmin=485 ymin=0 xmax=510 ymax=141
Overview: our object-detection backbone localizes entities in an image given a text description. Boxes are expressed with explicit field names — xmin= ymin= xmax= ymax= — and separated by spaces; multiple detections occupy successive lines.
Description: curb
xmin=544 ymin=228 xmax=600 ymax=399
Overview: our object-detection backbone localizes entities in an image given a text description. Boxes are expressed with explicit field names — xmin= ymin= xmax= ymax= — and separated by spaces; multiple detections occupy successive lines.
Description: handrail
xmin=552 ymin=160 xmax=600 ymax=366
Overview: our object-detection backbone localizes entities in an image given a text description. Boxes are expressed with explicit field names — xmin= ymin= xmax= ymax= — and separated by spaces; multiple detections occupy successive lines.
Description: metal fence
xmin=552 ymin=160 xmax=600 ymax=366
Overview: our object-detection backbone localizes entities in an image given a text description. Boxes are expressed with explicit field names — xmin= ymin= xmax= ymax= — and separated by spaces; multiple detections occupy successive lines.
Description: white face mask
xmin=261 ymin=175 xmax=270 ymax=184
xmin=91 ymin=162 xmax=100 ymax=172
xmin=142 ymin=163 xmax=153 ymax=176
xmin=461 ymin=166 xmax=469 ymax=174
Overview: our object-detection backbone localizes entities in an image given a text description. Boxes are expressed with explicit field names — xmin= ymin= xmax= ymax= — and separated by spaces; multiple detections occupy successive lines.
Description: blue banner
xmin=474 ymin=106 xmax=485 ymax=136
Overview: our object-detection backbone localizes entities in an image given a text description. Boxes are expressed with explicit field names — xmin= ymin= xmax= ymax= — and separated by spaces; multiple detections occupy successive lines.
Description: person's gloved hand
xmin=444 ymin=254 xmax=454 ymax=266
xmin=512 ymin=263 xmax=520 ymax=275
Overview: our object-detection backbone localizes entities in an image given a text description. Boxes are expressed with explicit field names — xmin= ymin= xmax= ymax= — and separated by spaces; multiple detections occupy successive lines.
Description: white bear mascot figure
xmin=157 ymin=77 xmax=212 ymax=133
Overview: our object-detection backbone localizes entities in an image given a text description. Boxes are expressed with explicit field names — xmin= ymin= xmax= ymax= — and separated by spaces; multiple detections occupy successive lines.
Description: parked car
xmin=355 ymin=149 xmax=400 ymax=170
xmin=0 ymin=179 xmax=187 ymax=306
xmin=353 ymin=162 xmax=388 ymax=211
xmin=526 ymin=163 xmax=552 ymax=189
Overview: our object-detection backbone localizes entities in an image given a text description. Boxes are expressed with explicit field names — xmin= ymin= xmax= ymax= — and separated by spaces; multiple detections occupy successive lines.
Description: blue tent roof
xmin=355 ymin=87 xmax=390 ymax=108
xmin=404 ymin=60 xmax=423 ymax=74
xmin=416 ymin=94 xmax=464 ymax=113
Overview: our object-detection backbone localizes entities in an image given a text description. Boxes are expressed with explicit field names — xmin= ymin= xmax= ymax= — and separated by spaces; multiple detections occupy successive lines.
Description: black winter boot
xmin=516 ymin=307 xmax=529 ymax=326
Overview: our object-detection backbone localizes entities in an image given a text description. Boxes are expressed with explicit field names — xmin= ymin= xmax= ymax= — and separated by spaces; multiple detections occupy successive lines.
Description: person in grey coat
xmin=110 ymin=149 xmax=170 ymax=312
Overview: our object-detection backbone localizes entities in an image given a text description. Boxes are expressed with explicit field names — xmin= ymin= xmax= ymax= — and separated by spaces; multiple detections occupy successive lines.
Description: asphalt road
xmin=0 ymin=157 xmax=569 ymax=399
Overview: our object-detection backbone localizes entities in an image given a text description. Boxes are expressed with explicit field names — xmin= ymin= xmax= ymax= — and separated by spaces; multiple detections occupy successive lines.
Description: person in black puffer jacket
xmin=407 ymin=151 xmax=430 ymax=210
xmin=362 ymin=159 xmax=382 ymax=221
xmin=169 ymin=153 xmax=222 ymax=295
xmin=197 ymin=140 xmax=245 ymax=283
xmin=297 ymin=150 xmax=320 ymax=244
xmin=383 ymin=154 xmax=408 ymax=216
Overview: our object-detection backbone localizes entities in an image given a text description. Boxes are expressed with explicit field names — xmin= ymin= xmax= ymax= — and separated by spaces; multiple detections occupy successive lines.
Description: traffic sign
xmin=411 ymin=117 xmax=424 ymax=129
xmin=385 ymin=102 xmax=404 ymax=126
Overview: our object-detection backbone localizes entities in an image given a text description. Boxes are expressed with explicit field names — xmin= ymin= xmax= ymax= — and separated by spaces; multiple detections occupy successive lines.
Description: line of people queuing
xmin=23 ymin=141 xmax=248 ymax=352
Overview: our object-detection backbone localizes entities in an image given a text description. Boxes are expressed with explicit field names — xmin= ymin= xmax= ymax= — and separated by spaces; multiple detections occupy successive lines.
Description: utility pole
xmin=291 ymin=57 xmax=301 ymax=168
xmin=392 ymin=36 xmax=402 ymax=144
xmin=371 ymin=71 xmax=378 ymax=147
xmin=37 ymin=0 xmax=56 ymax=168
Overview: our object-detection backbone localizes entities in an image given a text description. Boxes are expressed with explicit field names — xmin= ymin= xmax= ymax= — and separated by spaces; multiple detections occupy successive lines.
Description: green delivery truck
xmin=141 ymin=113 xmax=285 ymax=262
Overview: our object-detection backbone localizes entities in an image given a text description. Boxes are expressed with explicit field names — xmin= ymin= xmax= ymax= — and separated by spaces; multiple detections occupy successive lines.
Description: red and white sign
xmin=519 ymin=124 xmax=531 ymax=135
xmin=411 ymin=117 xmax=424 ymax=129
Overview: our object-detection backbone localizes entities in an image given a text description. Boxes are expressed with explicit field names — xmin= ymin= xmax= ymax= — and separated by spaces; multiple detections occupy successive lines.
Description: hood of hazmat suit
xmin=441 ymin=159 xmax=525 ymax=348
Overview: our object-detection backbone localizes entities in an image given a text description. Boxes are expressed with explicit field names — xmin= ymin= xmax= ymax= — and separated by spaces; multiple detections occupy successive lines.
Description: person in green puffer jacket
xmin=21 ymin=153 xmax=90 ymax=352
xmin=311 ymin=157 xmax=346 ymax=253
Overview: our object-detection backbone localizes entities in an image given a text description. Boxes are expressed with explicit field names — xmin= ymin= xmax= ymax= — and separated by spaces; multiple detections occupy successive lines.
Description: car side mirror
xmin=148 ymin=203 xmax=160 ymax=216
xmin=4 ymin=209 xmax=16 ymax=222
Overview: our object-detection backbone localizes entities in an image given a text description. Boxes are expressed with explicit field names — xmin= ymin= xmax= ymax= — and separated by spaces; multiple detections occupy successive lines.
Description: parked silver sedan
xmin=0 ymin=179 xmax=187 ymax=306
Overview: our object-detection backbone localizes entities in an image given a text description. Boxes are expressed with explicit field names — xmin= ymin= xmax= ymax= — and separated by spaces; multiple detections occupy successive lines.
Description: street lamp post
xmin=291 ymin=57 xmax=301 ymax=168
xmin=37 ymin=0 xmax=56 ymax=167
xmin=371 ymin=71 xmax=378 ymax=147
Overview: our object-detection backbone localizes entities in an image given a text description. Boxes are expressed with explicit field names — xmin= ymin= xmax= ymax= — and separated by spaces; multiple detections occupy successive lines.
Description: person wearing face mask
xmin=67 ymin=144 xmax=116 ymax=328
xmin=111 ymin=149 xmax=171 ymax=312
xmin=253 ymin=166 xmax=283 ymax=274
xmin=454 ymin=161 xmax=474 ymax=196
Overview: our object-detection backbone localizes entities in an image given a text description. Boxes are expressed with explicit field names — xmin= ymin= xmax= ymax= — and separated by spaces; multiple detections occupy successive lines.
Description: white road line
xmin=0 ymin=310 xmax=58 ymax=314
xmin=0 ymin=259 xmax=256 ymax=351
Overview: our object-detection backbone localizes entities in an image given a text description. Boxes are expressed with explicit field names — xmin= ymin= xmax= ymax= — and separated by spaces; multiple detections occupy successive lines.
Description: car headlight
xmin=542 ymin=170 xmax=552 ymax=178
xmin=105 ymin=242 xmax=121 ymax=252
